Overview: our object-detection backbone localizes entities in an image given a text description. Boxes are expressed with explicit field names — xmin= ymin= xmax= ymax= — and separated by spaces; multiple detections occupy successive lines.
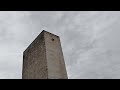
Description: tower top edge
xmin=23 ymin=30 xmax=60 ymax=54
xmin=42 ymin=30 xmax=59 ymax=38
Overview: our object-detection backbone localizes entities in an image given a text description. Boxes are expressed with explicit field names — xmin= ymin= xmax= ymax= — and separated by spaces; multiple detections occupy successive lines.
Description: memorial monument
xmin=22 ymin=30 xmax=68 ymax=79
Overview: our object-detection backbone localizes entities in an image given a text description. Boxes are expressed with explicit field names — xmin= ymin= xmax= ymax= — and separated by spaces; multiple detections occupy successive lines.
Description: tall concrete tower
xmin=22 ymin=30 xmax=68 ymax=79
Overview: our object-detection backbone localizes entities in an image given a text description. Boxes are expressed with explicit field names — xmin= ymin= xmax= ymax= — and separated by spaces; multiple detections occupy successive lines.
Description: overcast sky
xmin=0 ymin=11 xmax=120 ymax=79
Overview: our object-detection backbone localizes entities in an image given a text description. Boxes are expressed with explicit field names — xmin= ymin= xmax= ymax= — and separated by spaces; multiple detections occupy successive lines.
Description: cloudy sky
xmin=0 ymin=11 xmax=120 ymax=79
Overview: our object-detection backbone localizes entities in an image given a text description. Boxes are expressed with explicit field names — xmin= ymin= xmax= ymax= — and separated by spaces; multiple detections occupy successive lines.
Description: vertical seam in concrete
xmin=43 ymin=32 xmax=48 ymax=79
xmin=22 ymin=53 xmax=24 ymax=79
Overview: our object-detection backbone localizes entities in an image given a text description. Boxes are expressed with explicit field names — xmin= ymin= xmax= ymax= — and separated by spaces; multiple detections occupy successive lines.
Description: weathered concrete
xmin=22 ymin=30 xmax=68 ymax=79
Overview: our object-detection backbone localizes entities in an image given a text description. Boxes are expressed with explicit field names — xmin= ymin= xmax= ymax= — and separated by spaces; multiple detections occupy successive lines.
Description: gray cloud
xmin=0 ymin=11 xmax=120 ymax=79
